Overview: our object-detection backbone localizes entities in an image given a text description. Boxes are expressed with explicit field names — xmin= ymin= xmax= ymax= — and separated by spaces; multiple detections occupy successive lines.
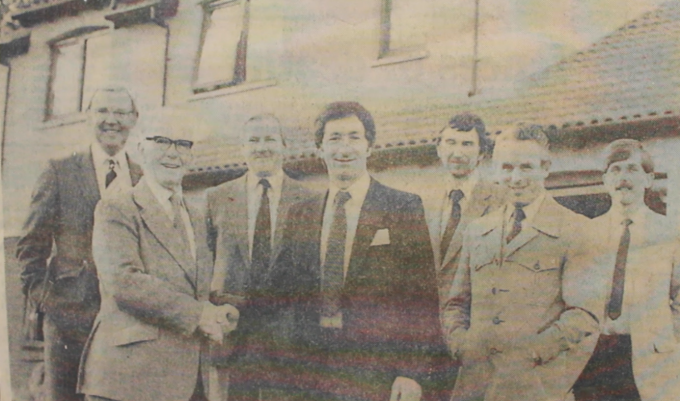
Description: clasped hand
xmin=197 ymin=302 xmax=239 ymax=343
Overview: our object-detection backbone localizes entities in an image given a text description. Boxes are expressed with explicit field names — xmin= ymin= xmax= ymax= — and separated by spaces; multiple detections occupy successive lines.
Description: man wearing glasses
xmin=17 ymin=86 xmax=143 ymax=401
xmin=78 ymin=109 xmax=239 ymax=401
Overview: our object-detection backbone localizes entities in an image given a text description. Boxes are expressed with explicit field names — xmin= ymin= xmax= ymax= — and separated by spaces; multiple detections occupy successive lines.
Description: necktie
xmin=441 ymin=189 xmax=464 ymax=260
xmin=608 ymin=219 xmax=633 ymax=320
xmin=250 ymin=179 xmax=272 ymax=294
xmin=170 ymin=193 xmax=191 ymax=256
xmin=321 ymin=191 xmax=352 ymax=323
xmin=105 ymin=159 xmax=117 ymax=188
xmin=506 ymin=203 xmax=526 ymax=244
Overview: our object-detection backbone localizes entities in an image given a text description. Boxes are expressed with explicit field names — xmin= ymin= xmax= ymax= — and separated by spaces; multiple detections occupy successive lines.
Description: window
xmin=45 ymin=22 xmax=167 ymax=122
xmin=45 ymin=26 xmax=107 ymax=120
xmin=194 ymin=0 xmax=249 ymax=92
xmin=47 ymin=38 xmax=86 ymax=118
xmin=375 ymin=0 xmax=428 ymax=67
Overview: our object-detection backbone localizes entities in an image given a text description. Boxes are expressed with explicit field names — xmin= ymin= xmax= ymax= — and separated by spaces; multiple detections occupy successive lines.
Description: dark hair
xmin=603 ymin=139 xmax=654 ymax=173
xmin=438 ymin=112 xmax=493 ymax=158
xmin=86 ymin=86 xmax=138 ymax=116
xmin=243 ymin=113 xmax=286 ymax=147
xmin=314 ymin=101 xmax=376 ymax=148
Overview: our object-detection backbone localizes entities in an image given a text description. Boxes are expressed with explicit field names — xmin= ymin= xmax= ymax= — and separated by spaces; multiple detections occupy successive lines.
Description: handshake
xmin=197 ymin=301 xmax=240 ymax=344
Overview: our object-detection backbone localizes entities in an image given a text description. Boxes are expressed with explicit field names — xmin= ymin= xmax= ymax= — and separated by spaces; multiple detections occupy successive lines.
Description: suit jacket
xmin=278 ymin=178 xmax=443 ymax=395
xmin=422 ymin=180 xmax=505 ymax=303
xmin=17 ymin=149 xmax=142 ymax=333
xmin=206 ymin=173 xmax=316 ymax=363
xmin=442 ymin=194 xmax=600 ymax=401
xmin=583 ymin=207 xmax=680 ymax=401
xmin=77 ymin=178 xmax=213 ymax=401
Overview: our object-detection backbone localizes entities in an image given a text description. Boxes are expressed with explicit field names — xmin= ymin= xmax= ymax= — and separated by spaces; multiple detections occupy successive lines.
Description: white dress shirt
xmin=246 ymin=171 xmax=284 ymax=257
xmin=146 ymin=178 xmax=196 ymax=261
xmin=320 ymin=173 xmax=371 ymax=279
xmin=91 ymin=143 xmax=132 ymax=199
xmin=438 ymin=173 xmax=478 ymax=241
xmin=602 ymin=205 xmax=649 ymax=335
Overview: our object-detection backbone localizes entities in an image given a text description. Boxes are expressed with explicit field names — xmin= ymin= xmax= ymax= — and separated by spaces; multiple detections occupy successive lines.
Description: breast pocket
xmin=107 ymin=323 xmax=159 ymax=347
xmin=516 ymin=258 xmax=562 ymax=301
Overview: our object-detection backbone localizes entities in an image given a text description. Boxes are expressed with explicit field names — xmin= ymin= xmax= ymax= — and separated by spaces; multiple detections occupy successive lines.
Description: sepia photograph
xmin=1 ymin=0 xmax=679 ymax=400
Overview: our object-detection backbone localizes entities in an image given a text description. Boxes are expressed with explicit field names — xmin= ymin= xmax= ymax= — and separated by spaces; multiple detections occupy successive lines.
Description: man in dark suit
xmin=207 ymin=114 xmax=315 ymax=400
xmin=17 ymin=86 xmax=143 ymax=401
xmin=78 ymin=108 xmax=238 ymax=401
xmin=278 ymin=102 xmax=443 ymax=401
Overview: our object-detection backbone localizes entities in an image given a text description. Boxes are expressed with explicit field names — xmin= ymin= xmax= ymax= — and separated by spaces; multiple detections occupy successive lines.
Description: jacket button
xmin=492 ymin=316 xmax=504 ymax=325
xmin=489 ymin=348 xmax=500 ymax=355
xmin=492 ymin=287 xmax=497 ymax=295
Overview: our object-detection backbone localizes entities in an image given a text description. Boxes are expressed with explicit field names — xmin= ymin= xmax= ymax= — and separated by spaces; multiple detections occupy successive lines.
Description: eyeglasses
xmin=145 ymin=136 xmax=194 ymax=154
xmin=94 ymin=108 xmax=136 ymax=118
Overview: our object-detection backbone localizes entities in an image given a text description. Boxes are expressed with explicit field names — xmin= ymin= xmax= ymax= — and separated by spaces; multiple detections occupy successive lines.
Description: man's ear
xmin=644 ymin=172 xmax=655 ymax=189
xmin=541 ymin=159 xmax=552 ymax=175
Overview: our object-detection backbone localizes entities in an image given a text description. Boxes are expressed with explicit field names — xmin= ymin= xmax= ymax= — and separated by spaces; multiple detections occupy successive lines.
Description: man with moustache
xmin=571 ymin=139 xmax=680 ymax=401
xmin=17 ymin=86 xmax=143 ymax=401
xmin=78 ymin=109 xmax=238 ymax=401
xmin=207 ymin=114 xmax=314 ymax=400
xmin=442 ymin=124 xmax=599 ymax=401
xmin=278 ymin=102 xmax=442 ymax=401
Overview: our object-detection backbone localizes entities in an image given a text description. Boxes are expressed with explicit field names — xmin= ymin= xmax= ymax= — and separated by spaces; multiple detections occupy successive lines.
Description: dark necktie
xmin=506 ymin=203 xmax=526 ymax=244
xmin=250 ymin=178 xmax=272 ymax=293
xmin=105 ymin=159 xmax=117 ymax=188
xmin=441 ymin=189 xmax=464 ymax=260
xmin=321 ymin=191 xmax=352 ymax=322
xmin=608 ymin=218 xmax=633 ymax=321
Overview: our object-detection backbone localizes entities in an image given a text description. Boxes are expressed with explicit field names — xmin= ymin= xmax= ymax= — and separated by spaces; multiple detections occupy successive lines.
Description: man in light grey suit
xmin=78 ymin=109 xmax=238 ymax=401
xmin=572 ymin=139 xmax=680 ymax=401
xmin=207 ymin=114 xmax=315 ymax=401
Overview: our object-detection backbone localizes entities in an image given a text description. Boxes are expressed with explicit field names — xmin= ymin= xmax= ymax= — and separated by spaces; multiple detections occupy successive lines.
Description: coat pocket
xmin=108 ymin=323 xmax=159 ymax=346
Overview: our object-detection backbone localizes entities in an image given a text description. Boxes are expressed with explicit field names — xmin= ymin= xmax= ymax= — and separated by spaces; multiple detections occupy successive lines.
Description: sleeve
xmin=528 ymin=225 xmax=601 ymax=364
xmin=671 ymin=241 xmax=680 ymax=339
xmin=391 ymin=195 xmax=447 ymax=388
xmin=92 ymin=199 xmax=204 ymax=336
xmin=441 ymin=230 xmax=473 ymax=357
xmin=16 ymin=161 xmax=59 ymax=298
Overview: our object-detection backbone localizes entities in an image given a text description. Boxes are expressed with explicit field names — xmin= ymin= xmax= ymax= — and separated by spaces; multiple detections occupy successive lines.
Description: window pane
xmin=389 ymin=0 xmax=427 ymax=51
xmin=197 ymin=2 xmax=244 ymax=85
xmin=51 ymin=39 xmax=84 ymax=116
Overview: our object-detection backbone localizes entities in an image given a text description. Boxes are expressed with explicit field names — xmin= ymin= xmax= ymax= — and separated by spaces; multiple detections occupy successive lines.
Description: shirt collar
xmin=445 ymin=171 xmax=478 ymax=200
xmin=505 ymin=190 xmax=546 ymax=225
xmin=146 ymin=175 xmax=179 ymax=206
xmin=328 ymin=172 xmax=371 ymax=206
xmin=91 ymin=143 xmax=127 ymax=168
xmin=609 ymin=203 xmax=648 ymax=227
xmin=247 ymin=170 xmax=284 ymax=193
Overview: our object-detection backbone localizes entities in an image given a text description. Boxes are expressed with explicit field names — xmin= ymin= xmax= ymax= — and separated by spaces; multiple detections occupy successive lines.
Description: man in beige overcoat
xmin=442 ymin=124 xmax=600 ymax=401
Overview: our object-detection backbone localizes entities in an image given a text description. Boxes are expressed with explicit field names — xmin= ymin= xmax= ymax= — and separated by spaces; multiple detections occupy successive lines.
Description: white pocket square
xmin=370 ymin=228 xmax=390 ymax=246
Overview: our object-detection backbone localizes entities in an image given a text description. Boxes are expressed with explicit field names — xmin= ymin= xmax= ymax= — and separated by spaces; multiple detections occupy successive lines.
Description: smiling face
xmin=437 ymin=128 xmax=482 ymax=179
xmin=493 ymin=139 xmax=550 ymax=204
xmin=319 ymin=115 xmax=372 ymax=189
xmin=241 ymin=120 xmax=284 ymax=178
xmin=603 ymin=151 xmax=653 ymax=208
xmin=139 ymin=124 xmax=194 ymax=192
xmin=88 ymin=90 xmax=138 ymax=156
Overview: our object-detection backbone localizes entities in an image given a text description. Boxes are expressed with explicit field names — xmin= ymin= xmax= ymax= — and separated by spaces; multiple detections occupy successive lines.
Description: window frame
xmin=192 ymin=0 xmax=250 ymax=94
xmin=373 ymin=0 xmax=429 ymax=67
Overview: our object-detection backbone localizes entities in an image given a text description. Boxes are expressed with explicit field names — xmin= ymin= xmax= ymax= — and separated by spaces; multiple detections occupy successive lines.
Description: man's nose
xmin=510 ymin=169 xmax=524 ymax=183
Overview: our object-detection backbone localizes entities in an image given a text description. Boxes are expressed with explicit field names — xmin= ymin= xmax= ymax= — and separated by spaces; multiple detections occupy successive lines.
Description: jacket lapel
xmin=133 ymin=179 xmax=197 ymax=292
xmin=346 ymin=180 xmax=383 ymax=283
xmin=230 ymin=177 xmax=251 ymax=267
xmin=126 ymin=154 xmax=144 ymax=186
xmin=441 ymin=184 xmax=494 ymax=268
xmin=188 ymin=202 xmax=211 ymax=299
xmin=271 ymin=177 xmax=303 ymax=266
xmin=74 ymin=150 xmax=101 ymax=209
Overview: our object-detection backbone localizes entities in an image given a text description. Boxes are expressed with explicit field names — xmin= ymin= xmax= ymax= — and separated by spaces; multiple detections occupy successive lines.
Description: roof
xmin=191 ymin=1 xmax=680 ymax=172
